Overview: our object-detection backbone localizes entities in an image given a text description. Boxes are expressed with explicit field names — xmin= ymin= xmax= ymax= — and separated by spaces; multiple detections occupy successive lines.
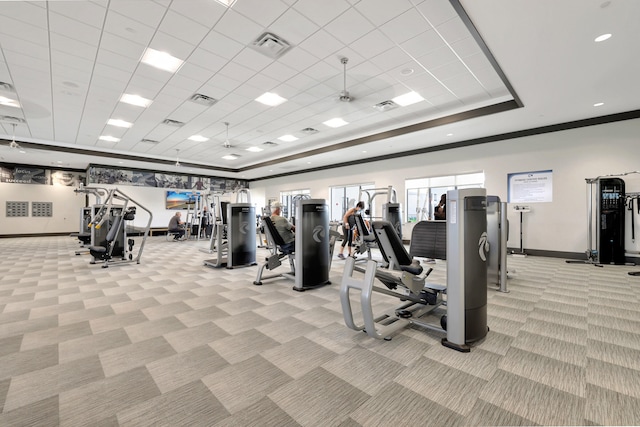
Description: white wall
xmin=250 ymin=118 xmax=640 ymax=255
xmin=0 ymin=183 xmax=85 ymax=235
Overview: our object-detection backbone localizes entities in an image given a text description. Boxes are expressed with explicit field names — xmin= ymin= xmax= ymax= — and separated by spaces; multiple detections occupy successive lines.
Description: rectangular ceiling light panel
xmin=141 ymin=48 xmax=184 ymax=73
xmin=121 ymin=94 xmax=153 ymax=108
xmin=392 ymin=91 xmax=425 ymax=106
xmin=255 ymin=92 xmax=287 ymax=106
xmin=107 ymin=119 xmax=133 ymax=128
xmin=323 ymin=118 xmax=348 ymax=128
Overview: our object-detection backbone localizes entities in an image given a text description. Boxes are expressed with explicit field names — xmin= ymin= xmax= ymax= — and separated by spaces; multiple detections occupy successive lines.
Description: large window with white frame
xmin=405 ymin=172 xmax=484 ymax=222
xmin=330 ymin=183 xmax=375 ymax=222
xmin=279 ymin=189 xmax=311 ymax=219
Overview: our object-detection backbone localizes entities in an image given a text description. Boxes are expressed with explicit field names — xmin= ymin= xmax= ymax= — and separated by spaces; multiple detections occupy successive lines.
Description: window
xmin=279 ymin=189 xmax=310 ymax=219
xmin=405 ymin=172 xmax=484 ymax=222
xmin=330 ymin=183 xmax=374 ymax=222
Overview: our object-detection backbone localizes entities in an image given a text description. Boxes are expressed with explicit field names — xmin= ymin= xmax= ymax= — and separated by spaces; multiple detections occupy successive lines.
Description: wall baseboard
xmin=0 ymin=232 xmax=75 ymax=238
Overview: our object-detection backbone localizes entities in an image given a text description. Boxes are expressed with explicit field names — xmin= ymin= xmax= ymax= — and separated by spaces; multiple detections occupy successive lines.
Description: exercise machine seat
xmin=89 ymin=216 xmax=122 ymax=260
xmin=263 ymin=217 xmax=294 ymax=255
xmin=371 ymin=220 xmax=423 ymax=275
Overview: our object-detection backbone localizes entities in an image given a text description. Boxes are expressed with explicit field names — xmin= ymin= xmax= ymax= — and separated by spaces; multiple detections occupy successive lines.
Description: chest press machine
xmin=340 ymin=188 xmax=489 ymax=352
xmin=253 ymin=199 xmax=339 ymax=291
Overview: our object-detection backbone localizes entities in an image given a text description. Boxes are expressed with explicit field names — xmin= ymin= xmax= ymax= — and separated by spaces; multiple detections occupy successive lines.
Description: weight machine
xmin=358 ymin=185 xmax=403 ymax=240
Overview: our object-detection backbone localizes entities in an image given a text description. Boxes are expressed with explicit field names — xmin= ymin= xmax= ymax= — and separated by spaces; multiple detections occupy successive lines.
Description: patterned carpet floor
xmin=1 ymin=235 xmax=640 ymax=426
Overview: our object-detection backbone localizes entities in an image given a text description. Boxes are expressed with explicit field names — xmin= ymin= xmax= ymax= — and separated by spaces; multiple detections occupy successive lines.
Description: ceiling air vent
xmin=161 ymin=119 xmax=185 ymax=127
xmin=373 ymin=100 xmax=399 ymax=112
xmin=250 ymin=32 xmax=291 ymax=59
xmin=189 ymin=93 xmax=218 ymax=107
xmin=0 ymin=82 xmax=15 ymax=92
xmin=0 ymin=115 xmax=26 ymax=124
xmin=300 ymin=127 xmax=319 ymax=135
xmin=140 ymin=138 xmax=159 ymax=144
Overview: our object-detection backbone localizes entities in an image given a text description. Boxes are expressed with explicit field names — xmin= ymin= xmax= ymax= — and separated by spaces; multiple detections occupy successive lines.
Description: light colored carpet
xmin=1 ymin=235 xmax=639 ymax=426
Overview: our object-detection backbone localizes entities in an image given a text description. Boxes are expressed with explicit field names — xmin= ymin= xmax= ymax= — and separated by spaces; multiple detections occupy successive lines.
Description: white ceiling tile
xmin=292 ymin=0 xmax=351 ymax=27
xmin=435 ymin=17 xmax=471 ymax=45
xmin=0 ymin=1 xmax=48 ymax=29
xmin=103 ymin=10 xmax=156 ymax=46
xmin=4 ymin=53 xmax=50 ymax=82
xmin=109 ymin=0 xmax=168 ymax=28
xmin=233 ymin=0 xmax=290 ymax=28
xmin=369 ymin=47 xmax=413 ymax=72
xmin=233 ymin=48 xmax=275 ymax=73
xmin=298 ymin=30 xmax=344 ymax=61
xmin=48 ymin=12 xmax=102 ymax=46
xmin=149 ymin=32 xmax=196 ymax=62
xmin=415 ymin=45 xmax=458 ymax=70
xmin=175 ymin=62 xmax=214 ymax=84
xmin=259 ymin=61 xmax=299 ymax=83
xmin=51 ymin=64 xmax=92 ymax=86
xmin=158 ymin=10 xmax=211 ymax=46
xmin=276 ymin=48 xmax=319 ymax=73
xmin=0 ymin=35 xmax=49 ymax=62
xmin=354 ymin=0 xmax=414 ymax=26
xmin=283 ymin=73 xmax=318 ymax=92
xmin=416 ymin=0 xmax=459 ymax=27
xmin=50 ymin=33 xmax=100 ymax=62
xmin=430 ymin=59 xmax=469 ymax=81
xmin=450 ymin=37 xmax=482 ymax=59
xmin=215 ymin=9 xmax=265 ymax=45
xmin=126 ymin=75 xmax=167 ymax=99
xmin=349 ymin=30 xmax=395 ymax=59
xmin=269 ymin=8 xmax=321 ymax=46
xmin=48 ymin=1 xmax=107 ymax=29
xmin=163 ymin=78 xmax=199 ymax=98
xmin=379 ymin=10 xmax=430 ymax=45
xmin=400 ymin=29 xmax=445 ymax=59
xmin=324 ymin=8 xmax=375 ymax=45
xmin=96 ymin=49 xmax=139 ymax=74
xmin=204 ymin=73 xmax=243 ymax=94
xmin=100 ymin=33 xmax=146 ymax=61
xmin=187 ymin=48 xmax=227 ymax=74
xmin=92 ymin=64 xmax=131 ymax=84
xmin=168 ymin=0 xmax=224 ymax=27
xmin=0 ymin=15 xmax=49 ymax=47
xmin=199 ymin=31 xmax=245 ymax=60
xmin=217 ymin=62 xmax=258 ymax=85
xmin=462 ymin=52 xmax=493 ymax=74
xmin=244 ymin=74 xmax=280 ymax=93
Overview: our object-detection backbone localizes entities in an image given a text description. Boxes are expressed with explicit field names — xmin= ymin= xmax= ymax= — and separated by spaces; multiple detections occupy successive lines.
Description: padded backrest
xmin=409 ymin=220 xmax=447 ymax=260
xmin=354 ymin=214 xmax=375 ymax=241
xmin=371 ymin=220 xmax=413 ymax=266
xmin=263 ymin=216 xmax=286 ymax=246
xmin=105 ymin=216 xmax=122 ymax=243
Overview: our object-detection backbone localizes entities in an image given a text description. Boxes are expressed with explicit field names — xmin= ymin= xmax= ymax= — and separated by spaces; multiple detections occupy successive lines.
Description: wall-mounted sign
xmin=508 ymin=170 xmax=553 ymax=203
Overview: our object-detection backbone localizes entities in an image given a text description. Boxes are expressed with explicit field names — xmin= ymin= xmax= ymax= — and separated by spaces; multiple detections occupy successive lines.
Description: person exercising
xmin=338 ymin=201 xmax=364 ymax=259
xmin=270 ymin=202 xmax=295 ymax=253
xmin=168 ymin=211 xmax=185 ymax=240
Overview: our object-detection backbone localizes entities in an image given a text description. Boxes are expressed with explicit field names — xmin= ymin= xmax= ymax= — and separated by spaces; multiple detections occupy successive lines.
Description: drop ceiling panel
xmin=233 ymin=0 xmax=290 ymax=28
xmin=435 ymin=15 xmax=472 ymax=45
xmin=48 ymin=12 xmax=102 ymax=47
xmin=103 ymin=11 xmax=156 ymax=46
xmin=417 ymin=0 xmax=459 ymax=27
xmin=324 ymin=8 xmax=376 ymax=46
xmin=0 ymin=1 xmax=48 ymax=29
xmin=0 ymin=15 xmax=49 ymax=46
xmin=100 ymin=34 xmax=146 ymax=61
xmin=158 ymin=11 xmax=211 ymax=46
xmin=354 ymin=0 xmax=414 ymax=27
xmin=349 ymin=30 xmax=396 ymax=59
xmin=400 ymin=29 xmax=446 ymax=59
xmin=292 ymin=0 xmax=351 ymax=27
xmin=168 ymin=0 xmax=226 ymax=28
xmin=0 ymin=36 xmax=50 ymax=63
xmin=214 ymin=9 xmax=264 ymax=45
xmin=199 ymin=31 xmax=245 ymax=60
xmin=369 ymin=47 xmax=413 ymax=73
xmin=297 ymin=30 xmax=343 ymax=61
xmin=269 ymin=8 xmax=320 ymax=45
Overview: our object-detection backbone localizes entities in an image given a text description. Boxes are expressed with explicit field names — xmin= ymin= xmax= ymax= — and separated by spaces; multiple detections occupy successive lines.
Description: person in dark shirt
xmin=270 ymin=202 xmax=295 ymax=253
xmin=434 ymin=194 xmax=446 ymax=220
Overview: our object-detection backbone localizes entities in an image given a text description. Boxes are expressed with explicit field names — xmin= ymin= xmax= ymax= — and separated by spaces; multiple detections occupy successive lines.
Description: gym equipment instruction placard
xmin=507 ymin=170 xmax=553 ymax=203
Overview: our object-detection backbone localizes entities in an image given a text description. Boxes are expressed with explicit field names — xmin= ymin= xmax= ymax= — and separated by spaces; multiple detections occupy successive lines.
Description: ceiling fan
xmin=223 ymin=122 xmax=232 ymax=148
xmin=7 ymin=123 xmax=26 ymax=153
xmin=339 ymin=57 xmax=353 ymax=103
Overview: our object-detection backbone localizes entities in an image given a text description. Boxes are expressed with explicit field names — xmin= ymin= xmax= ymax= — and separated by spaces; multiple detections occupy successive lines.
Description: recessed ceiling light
xmin=120 ymin=94 xmax=152 ymax=108
xmin=141 ymin=48 xmax=184 ymax=73
xmin=99 ymin=135 xmax=120 ymax=142
xmin=400 ymin=68 xmax=414 ymax=76
xmin=278 ymin=134 xmax=298 ymax=142
xmin=594 ymin=33 xmax=612 ymax=42
xmin=118 ymin=161 xmax=124 ymax=164
xmin=246 ymin=146 xmax=264 ymax=152
xmin=447 ymin=133 xmax=454 ymax=136
xmin=392 ymin=91 xmax=425 ymax=106
xmin=255 ymin=92 xmax=287 ymax=106
xmin=593 ymin=102 xmax=604 ymax=107
xmin=213 ymin=0 xmax=237 ymax=7
xmin=107 ymin=119 xmax=132 ymax=128
xmin=188 ymin=135 xmax=209 ymax=142
xmin=362 ymin=150 xmax=367 ymax=153
xmin=222 ymin=154 xmax=240 ymax=160
xmin=306 ymin=162 xmax=311 ymax=164
xmin=323 ymin=118 xmax=348 ymax=128
xmin=0 ymin=96 xmax=20 ymax=108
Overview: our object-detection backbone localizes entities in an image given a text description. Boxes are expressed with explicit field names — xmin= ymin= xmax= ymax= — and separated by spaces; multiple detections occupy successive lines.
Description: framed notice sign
xmin=507 ymin=170 xmax=553 ymax=203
